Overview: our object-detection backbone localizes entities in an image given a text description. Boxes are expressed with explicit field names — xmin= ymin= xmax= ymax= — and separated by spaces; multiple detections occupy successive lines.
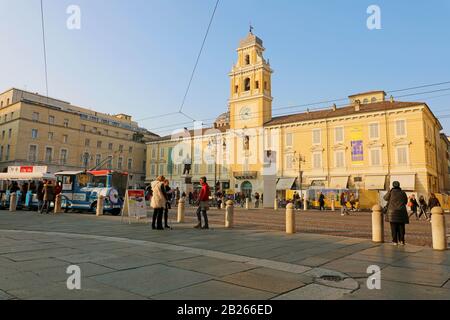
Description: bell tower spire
xmin=228 ymin=32 xmax=273 ymax=130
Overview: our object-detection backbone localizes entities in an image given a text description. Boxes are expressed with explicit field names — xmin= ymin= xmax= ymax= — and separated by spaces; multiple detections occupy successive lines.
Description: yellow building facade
xmin=145 ymin=32 xmax=449 ymax=199
xmin=0 ymin=88 xmax=158 ymax=187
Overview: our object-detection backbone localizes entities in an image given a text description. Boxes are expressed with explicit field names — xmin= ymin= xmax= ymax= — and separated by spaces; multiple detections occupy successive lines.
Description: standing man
xmin=41 ymin=180 xmax=55 ymax=214
xmin=319 ymin=192 xmax=326 ymax=211
xmin=151 ymin=176 xmax=167 ymax=230
xmin=340 ymin=192 xmax=349 ymax=216
xmin=195 ymin=177 xmax=210 ymax=230
xmin=254 ymin=192 xmax=260 ymax=208
xmin=163 ymin=179 xmax=173 ymax=229
xmin=384 ymin=181 xmax=409 ymax=246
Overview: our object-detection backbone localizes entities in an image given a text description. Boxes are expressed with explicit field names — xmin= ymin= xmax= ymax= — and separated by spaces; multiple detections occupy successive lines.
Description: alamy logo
xmin=366 ymin=265 xmax=381 ymax=290
xmin=367 ymin=5 xmax=382 ymax=30
xmin=66 ymin=265 xmax=81 ymax=290
xmin=67 ymin=5 xmax=81 ymax=30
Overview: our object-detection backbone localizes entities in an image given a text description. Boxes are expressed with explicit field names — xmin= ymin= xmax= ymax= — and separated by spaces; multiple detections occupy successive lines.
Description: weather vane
xmin=249 ymin=23 xmax=254 ymax=34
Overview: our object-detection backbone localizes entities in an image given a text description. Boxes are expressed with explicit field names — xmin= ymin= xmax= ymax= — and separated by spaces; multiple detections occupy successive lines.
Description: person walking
xmin=383 ymin=181 xmax=409 ymax=246
xmin=163 ymin=179 xmax=172 ymax=229
xmin=340 ymin=192 xmax=349 ymax=216
xmin=41 ymin=180 xmax=55 ymax=214
xmin=319 ymin=192 xmax=325 ymax=211
xmin=195 ymin=177 xmax=210 ymax=230
xmin=254 ymin=192 xmax=260 ymax=208
xmin=37 ymin=181 xmax=44 ymax=212
xmin=418 ymin=195 xmax=429 ymax=220
xmin=349 ymin=193 xmax=356 ymax=211
xmin=150 ymin=176 xmax=167 ymax=230
xmin=408 ymin=194 xmax=419 ymax=220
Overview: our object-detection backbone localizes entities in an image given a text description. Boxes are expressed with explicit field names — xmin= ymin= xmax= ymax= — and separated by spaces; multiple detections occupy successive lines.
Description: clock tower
xmin=229 ymin=31 xmax=273 ymax=130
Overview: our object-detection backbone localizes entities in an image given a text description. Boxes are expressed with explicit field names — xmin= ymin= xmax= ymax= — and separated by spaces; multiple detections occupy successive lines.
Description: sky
xmin=1 ymin=0 xmax=450 ymax=136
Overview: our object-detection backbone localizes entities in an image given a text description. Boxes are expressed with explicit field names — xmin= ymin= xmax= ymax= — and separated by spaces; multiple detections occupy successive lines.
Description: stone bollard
xmin=286 ymin=203 xmax=296 ymax=234
xmin=9 ymin=193 xmax=17 ymax=212
xmin=225 ymin=200 xmax=234 ymax=228
xmin=274 ymin=198 xmax=278 ymax=211
xmin=371 ymin=205 xmax=384 ymax=243
xmin=177 ymin=198 xmax=186 ymax=223
xmin=54 ymin=194 xmax=62 ymax=214
xmin=431 ymin=207 xmax=447 ymax=251
xmin=96 ymin=195 xmax=104 ymax=217
xmin=303 ymin=199 xmax=308 ymax=211
xmin=245 ymin=198 xmax=250 ymax=210
xmin=221 ymin=200 xmax=225 ymax=210
xmin=331 ymin=199 xmax=335 ymax=212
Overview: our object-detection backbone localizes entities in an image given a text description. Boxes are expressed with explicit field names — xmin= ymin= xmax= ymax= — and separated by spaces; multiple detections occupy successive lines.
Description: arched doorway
xmin=241 ymin=181 xmax=253 ymax=199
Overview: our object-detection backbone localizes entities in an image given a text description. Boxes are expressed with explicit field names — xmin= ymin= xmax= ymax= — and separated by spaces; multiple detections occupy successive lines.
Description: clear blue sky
xmin=1 ymin=0 xmax=450 ymax=135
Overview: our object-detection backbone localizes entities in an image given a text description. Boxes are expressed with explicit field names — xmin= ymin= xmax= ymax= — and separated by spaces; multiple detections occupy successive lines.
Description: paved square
xmin=0 ymin=210 xmax=449 ymax=300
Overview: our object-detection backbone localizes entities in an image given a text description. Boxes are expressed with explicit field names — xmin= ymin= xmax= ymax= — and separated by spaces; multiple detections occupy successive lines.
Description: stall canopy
xmin=365 ymin=176 xmax=386 ymax=190
xmin=390 ymin=174 xmax=416 ymax=191
xmin=329 ymin=176 xmax=349 ymax=189
xmin=0 ymin=172 xmax=56 ymax=181
xmin=276 ymin=178 xmax=297 ymax=191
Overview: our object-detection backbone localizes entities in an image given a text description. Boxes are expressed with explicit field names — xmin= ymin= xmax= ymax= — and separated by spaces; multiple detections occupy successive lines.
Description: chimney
xmin=354 ymin=100 xmax=361 ymax=111
xmin=390 ymin=95 xmax=394 ymax=103
xmin=332 ymin=104 xmax=337 ymax=111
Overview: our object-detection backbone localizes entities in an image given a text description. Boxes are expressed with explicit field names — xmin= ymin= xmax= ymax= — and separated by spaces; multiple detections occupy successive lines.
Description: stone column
xmin=9 ymin=193 xmax=17 ymax=212
xmin=177 ymin=198 xmax=186 ymax=223
xmin=96 ymin=195 xmax=104 ymax=217
xmin=54 ymin=194 xmax=62 ymax=214
xmin=225 ymin=200 xmax=234 ymax=228
xmin=286 ymin=203 xmax=296 ymax=234
xmin=274 ymin=198 xmax=278 ymax=211
xmin=431 ymin=207 xmax=447 ymax=251
xmin=371 ymin=205 xmax=384 ymax=243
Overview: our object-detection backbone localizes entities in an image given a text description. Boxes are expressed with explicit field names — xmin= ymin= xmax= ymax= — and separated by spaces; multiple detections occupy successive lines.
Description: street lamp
xmin=294 ymin=151 xmax=306 ymax=198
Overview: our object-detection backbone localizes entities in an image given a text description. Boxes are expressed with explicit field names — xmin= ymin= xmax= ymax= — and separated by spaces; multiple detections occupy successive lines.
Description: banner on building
xmin=350 ymin=126 xmax=364 ymax=165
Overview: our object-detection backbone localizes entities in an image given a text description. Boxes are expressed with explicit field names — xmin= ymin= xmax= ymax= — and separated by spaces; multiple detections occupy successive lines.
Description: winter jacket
xmin=151 ymin=181 xmax=166 ymax=209
xmin=43 ymin=184 xmax=55 ymax=202
xmin=383 ymin=187 xmax=409 ymax=224
xmin=198 ymin=182 xmax=210 ymax=202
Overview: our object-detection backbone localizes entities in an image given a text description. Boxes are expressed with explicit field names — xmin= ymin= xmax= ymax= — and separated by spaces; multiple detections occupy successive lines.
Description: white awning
xmin=329 ymin=176 xmax=349 ymax=189
xmin=276 ymin=178 xmax=296 ymax=191
xmin=0 ymin=173 xmax=56 ymax=180
xmin=365 ymin=175 xmax=386 ymax=190
xmin=390 ymin=174 xmax=416 ymax=191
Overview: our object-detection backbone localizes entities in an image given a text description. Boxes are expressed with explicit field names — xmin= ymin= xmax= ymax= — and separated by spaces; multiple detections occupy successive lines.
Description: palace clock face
xmin=239 ymin=107 xmax=252 ymax=121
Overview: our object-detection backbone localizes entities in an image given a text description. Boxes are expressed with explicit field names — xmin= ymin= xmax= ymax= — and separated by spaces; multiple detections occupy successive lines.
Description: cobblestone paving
xmin=181 ymin=207 xmax=449 ymax=247
xmin=0 ymin=210 xmax=449 ymax=300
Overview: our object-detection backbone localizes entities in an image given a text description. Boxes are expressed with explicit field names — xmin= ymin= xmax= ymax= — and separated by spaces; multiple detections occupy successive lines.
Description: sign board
xmin=8 ymin=166 xmax=48 ymax=174
xmin=350 ymin=126 xmax=364 ymax=165
xmin=121 ymin=190 xmax=148 ymax=223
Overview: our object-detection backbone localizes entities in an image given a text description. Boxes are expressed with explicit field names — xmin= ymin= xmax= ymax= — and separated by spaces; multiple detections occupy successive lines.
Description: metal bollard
xmin=177 ymin=198 xmax=186 ymax=223
xmin=9 ymin=193 xmax=17 ymax=212
xmin=274 ymin=198 xmax=278 ymax=211
xmin=96 ymin=195 xmax=104 ymax=217
xmin=245 ymin=198 xmax=250 ymax=210
xmin=286 ymin=203 xmax=296 ymax=234
xmin=225 ymin=200 xmax=234 ymax=228
xmin=331 ymin=199 xmax=335 ymax=212
xmin=371 ymin=205 xmax=384 ymax=243
xmin=431 ymin=207 xmax=447 ymax=251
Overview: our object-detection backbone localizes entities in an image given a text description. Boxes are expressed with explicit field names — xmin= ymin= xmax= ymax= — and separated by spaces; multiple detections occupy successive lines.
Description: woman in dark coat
xmin=408 ymin=194 xmax=419 ymax=220
xmin=383 ymin=181 xmax=409 ymax=246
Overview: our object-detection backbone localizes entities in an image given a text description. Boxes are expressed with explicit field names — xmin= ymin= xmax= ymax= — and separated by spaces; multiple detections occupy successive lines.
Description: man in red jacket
xmin=195 ymin=177 xmax=210 ymax=230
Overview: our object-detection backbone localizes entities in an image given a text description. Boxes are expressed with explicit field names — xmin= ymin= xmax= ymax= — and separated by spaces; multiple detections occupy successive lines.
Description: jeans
xmin=390 ymin=222 xmax=406 ymax=243
xmin=196 ymin=206 xmax=209 ymax=227
xmin=152 ymin=208 xmax=164 ymax=229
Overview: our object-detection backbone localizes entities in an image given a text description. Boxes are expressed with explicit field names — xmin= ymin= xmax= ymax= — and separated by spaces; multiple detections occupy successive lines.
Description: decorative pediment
xmin=310 ymin=146 xmax=325 ymax=152
xmin=367 ymin=141 xmax=384 ymax=148
xmin=332 ymin=143 xmax=348 ymax=151
xmin=392 ymin=138 xmax=412 ymax=146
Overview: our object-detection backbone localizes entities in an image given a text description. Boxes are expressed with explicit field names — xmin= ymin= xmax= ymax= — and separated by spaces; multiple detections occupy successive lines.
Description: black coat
xmin=383 ymin=187 xmax=409 ymax=224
